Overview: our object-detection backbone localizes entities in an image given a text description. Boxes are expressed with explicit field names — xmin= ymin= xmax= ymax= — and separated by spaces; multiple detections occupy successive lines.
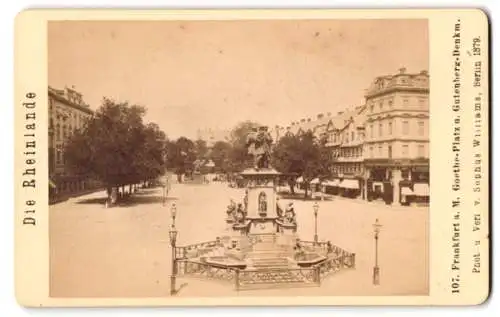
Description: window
xmin=388 ymin=145 xmax=392 ymax=158
xmin=388 ymin=121 xmax=393 ymax=135
xmin=56 ymin=124 xmax=61 ymax=141
xmin=402 ymin=169 xmax=409 ymax=179
xmin=402 ymin=121 xmax=409 ymax=135
xmin=418 ymin=121 xmax=425 ymax=136
xmin=388 ymin=98 xmax=394 ymax=108
xmin=370 ymin=124 xmax=374 ymax=138
xmin=402 ymin=144 xmax=409 ymax=156
xmin=370 ymin=103 xmax=374 ymax=113
xmin=56 ymin=145 xmax=63 ymax=165
xmin=403 ymin=97 xmax=409 ymax=105
xmin=419 ymin=97 xmax=426 ymax=107
xmin=378 ymin=145 xmax=383 ymax=157
xmin=379 ymin=123 xmax=383 ymax=137
xmin=351 ymin=131 xmax=355 ymax=141
xmin=418 ymin=144 xmax=425 ymax=157
xmin=369 ymin=146 xmax=374 ymax=158
xmin=379 ymin=101 xmax=383 ymax=110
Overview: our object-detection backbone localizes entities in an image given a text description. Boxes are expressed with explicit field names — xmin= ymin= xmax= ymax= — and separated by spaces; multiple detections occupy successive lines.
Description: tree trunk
xmin=106 ymin=186 xmax=112 ymax=206
xmin=129 ymin=184 xmax=133 ymax=195
xmin=288 ymin=180 xmax=295 ymax=195
xmin=304 ymin=183 xmax=309 ymax=199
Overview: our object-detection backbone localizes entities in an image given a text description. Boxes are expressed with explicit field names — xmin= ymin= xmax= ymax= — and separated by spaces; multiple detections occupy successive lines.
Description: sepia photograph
xmin=46 ymin=18 xmax=431 ymax=298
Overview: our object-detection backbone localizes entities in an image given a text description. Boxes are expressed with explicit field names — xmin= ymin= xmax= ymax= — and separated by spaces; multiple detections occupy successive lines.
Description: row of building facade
xmin=48 ymin=86 xmax=101 ymax=202
xmin=270 ymin=67 xmax=430 ymax=206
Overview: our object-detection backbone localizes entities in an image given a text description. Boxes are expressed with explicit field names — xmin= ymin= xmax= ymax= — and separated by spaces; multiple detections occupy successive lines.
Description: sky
xmin=48 ymin=19 xmax=428 ymax=140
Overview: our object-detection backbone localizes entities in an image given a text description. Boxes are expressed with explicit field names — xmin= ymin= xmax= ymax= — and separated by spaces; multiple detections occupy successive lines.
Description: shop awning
xmin=324 ymin=179 xmax=337 ymax=187
xmin=296 ymin=176 xmax=304 ymax=183
xmin=413 ymin=183 xmax=430 ymax=196
xmin=310 ymin=178 xmax=320 ymax=185
xmin=401 ymin=187 xmax=413 ymax=196
xmin=340 ymin=179 xmax=359 ymax=189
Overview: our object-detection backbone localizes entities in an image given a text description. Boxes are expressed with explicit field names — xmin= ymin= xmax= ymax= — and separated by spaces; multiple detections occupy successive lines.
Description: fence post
xmin=235 ymin=269 xmax=240 ymax=291
xmin=316 ymin=266 xmax=321 ymax=286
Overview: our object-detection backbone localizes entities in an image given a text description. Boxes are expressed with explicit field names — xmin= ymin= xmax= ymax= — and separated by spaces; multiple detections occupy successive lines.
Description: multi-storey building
xmin=363 ymin=67 xmax=430 ymax=205
xmin=325 ymin=106 xmax=366 ymax=198
xmin=278 ymin=67 xmax=430 ymax=206
xmin=48 ymin=86 xmax=97 ymax=200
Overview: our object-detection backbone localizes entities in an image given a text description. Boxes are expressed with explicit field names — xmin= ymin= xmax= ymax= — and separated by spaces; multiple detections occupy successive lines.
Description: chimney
xmin=327 ymin=112 xmax=332 ymax=116
xmin=337 ymin=111 xmax=343 ymax=116
xmin=317 ymin=113 xmax=324 ymax=119
xmin=291 ymin=122 xmax=295 ymax=126
xmin=399 ymin=67 xmax=407 ymax=74
xmin=301 ymin=119 xmax=306 ymax=123
xmin=307 ymin=118 xmax=312 ymax=122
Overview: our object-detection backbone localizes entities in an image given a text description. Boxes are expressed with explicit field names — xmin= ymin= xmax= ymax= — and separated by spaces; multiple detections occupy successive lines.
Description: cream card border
xmin=14 ymin=8 xmax=489 ymax=307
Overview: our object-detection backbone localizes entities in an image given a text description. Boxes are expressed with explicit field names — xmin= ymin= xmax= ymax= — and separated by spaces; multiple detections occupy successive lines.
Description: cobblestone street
xmin=50 ymin=182 xmax=429 ymax=297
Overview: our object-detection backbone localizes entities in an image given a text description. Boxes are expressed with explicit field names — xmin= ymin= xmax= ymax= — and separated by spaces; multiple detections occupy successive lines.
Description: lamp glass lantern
xmin=313 ymin=201 xmax=319 ymax=216
xmin=171 ymin=203 xmax=177 ymax=222
xmin=373 ymin=218 xmax=382 ymax=237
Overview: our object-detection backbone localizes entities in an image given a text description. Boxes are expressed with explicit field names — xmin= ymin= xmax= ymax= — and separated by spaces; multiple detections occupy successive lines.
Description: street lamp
xmin=372 ymin=218 xmax=383 ymax=285
xmin=169 ymin=204 xmax=178 ymax=295
xmin=313 ymin=201 xmax=319 ymax=244
xmin=171 ymin=203 xmax=177 ymax=227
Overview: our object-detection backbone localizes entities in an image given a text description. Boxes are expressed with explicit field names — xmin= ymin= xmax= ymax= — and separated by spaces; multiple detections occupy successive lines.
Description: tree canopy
xmin=64 ymin=98 xmax=167 ymax=189
xmin=272 ymin=131 xmax=333 ymax=196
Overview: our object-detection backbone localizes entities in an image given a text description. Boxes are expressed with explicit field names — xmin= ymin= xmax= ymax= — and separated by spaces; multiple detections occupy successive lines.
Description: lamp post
xmin=169 ymin=203 xmax=178 ymax=295
xmin=313 ymin=201 xmax=319 ymax=244
xmin=162 ymin=184 xmax=166 ymax=206
xmin=372 ymin=218 xmax=382 ymax=285
xmin=171 ymin=203 xmax=177 ymax=227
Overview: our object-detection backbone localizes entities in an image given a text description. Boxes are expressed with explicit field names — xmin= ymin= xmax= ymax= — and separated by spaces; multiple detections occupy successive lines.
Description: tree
xmin=209 ymin=140 xmax=233 ymax=173
xmin=64 ymin=98 xmax=167 ymax=203
xmin=272 ymin=131 xmax=332 ymax=197
xmin=194 ymin=139 xmax=209 ymax=160
xmin=165 ymin=137 xmax=196 ymax=181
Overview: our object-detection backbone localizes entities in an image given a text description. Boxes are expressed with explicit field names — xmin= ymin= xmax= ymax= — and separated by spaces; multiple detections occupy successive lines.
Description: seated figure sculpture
xmin=236 ymin=203 xmax=246 ymax=223
xmin=284 ymin=202 xmax=296 ymax=224
xmin=226 ymin=199 xmax=236 ymax=219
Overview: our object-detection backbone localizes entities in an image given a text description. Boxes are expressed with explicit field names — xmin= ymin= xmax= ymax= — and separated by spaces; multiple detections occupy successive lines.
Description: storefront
xmin=50 ymin=174 xmax=102 ymax=203
xmin=338 ymin=178 xmax=361 ymax=198
xmin=324 ymin=179 xmax=340 ymax=195
xmin=365 ymin=159 xmax=429 ymax=206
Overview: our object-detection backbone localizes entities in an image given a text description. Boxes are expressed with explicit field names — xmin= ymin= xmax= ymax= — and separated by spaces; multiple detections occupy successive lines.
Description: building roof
xmin=48 ymin=85 xmax=93 ymax=115
xmin=364 ymin=68 xmax=429 ymax=98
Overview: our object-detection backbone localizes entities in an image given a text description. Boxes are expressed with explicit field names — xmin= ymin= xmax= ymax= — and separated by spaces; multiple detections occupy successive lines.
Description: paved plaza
xmin=49 ymin=182 xmax=429 ymax=297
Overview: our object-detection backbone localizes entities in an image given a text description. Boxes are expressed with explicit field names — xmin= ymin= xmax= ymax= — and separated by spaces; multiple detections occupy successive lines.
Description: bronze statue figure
xmin=246 ymin=126 xmax=273 ymax=169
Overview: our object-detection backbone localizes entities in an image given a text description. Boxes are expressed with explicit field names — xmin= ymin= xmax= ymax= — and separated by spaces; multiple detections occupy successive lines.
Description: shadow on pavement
xmin=117 ymin=195 xmax=178 ymax=208
xmin=75 ymin=194 xmax=178 ymax=206
xmin=133 ymin=188 xmax=163 ymax=195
